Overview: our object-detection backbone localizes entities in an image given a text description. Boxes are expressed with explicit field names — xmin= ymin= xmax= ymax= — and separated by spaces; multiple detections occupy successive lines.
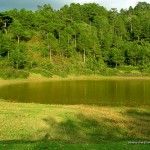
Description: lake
xmin=0 ymin=79 xmax=150 ymax=106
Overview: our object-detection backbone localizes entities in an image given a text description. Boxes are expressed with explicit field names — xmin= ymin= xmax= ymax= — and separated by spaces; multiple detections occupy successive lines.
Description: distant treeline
xmin=0 ymin=2 xmax=150 ymax=78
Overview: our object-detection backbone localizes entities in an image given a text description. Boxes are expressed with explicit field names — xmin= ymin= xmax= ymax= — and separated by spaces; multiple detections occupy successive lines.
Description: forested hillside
xmin=0 ymin=2 xmax=150 ymax=78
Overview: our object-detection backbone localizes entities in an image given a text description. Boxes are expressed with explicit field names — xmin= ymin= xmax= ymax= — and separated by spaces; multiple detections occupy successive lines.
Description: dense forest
xmin=0 ymin=2 xmax=150 ymax=78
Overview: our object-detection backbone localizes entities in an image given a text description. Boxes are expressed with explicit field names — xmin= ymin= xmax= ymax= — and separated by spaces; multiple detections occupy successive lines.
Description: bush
xmin=0 ymin=60 xmax=11 ymax=69
xmin=10 ymin=51 xmax=27 ymax=69
xmin=77 ymin=69 xmax=94 ymax=75
xmin=55 ymin=71 xmax=68 ymax=78
xmin=51 ymin=64 xmax=69 ymax=77
xmin=30 ymin=68 xmax=52 ymax=78
xmin=98 ymin=68 xmax=119 ymax=76
xmin=0 ymin=69 xmax=29 ymax=79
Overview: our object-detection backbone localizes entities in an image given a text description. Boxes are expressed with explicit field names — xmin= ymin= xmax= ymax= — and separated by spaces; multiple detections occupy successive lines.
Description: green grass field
xmin=0 ymin=100 xmax=150 ymax=149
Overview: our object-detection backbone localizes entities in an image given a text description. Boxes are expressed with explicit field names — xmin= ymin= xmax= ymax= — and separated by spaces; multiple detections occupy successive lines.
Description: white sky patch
xmin=0 ymin=0 xmax=150 ymax=11
xmin=60 ymin=0 xmax=150 ymax=10
xmin=74 ymin=0 xmax=98 ymax=4
xmin=98 ymin=0 xmax=138 ymax=10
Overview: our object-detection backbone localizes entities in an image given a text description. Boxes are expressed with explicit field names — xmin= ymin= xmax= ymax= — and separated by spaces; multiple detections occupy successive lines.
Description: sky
xmin=0 ymin=0 xmax=150 ymax=12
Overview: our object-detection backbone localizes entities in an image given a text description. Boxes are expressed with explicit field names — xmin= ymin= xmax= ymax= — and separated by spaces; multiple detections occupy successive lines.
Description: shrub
xmin=10 ymin=51 xmax=27 ymax=69
xmin=55 ymin=71 xmax=68 ymax=78
xmin=98 ymin=68 xmax=119 ymax=76
xmin=30 ymin=68 xmax=52 ymax=78
xmin=0 ymin=69 xmax=29 ymax=79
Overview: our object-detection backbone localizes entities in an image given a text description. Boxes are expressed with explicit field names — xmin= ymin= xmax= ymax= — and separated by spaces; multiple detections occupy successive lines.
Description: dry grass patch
xmin=0 ymin=101 xmax=150 ymax=144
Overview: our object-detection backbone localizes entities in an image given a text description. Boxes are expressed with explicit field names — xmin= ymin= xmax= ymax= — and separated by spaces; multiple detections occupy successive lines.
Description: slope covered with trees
xmin=0 ymin=2 xmax=150 ymax=78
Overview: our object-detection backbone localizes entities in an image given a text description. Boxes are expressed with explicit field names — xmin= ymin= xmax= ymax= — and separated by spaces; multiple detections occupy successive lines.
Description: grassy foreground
xmin=0 ymin=100 xmax=150 ymax=150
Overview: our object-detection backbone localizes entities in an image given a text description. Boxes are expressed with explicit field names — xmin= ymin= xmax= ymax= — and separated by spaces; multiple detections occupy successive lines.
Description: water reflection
xmin=0 ymin=80 xmax=150 ymax=106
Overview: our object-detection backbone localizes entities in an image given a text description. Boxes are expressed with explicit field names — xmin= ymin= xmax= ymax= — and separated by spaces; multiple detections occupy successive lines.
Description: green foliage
xmin=99 ymin=68 xmax=120 ymax=76
xmin=0 ymin=33 xmax=14 ymax=57
xmin=55 ymin=71 xmax=68 ymax=78
xmin=10 ymin=49 xmax=27 ymax=69
xmin=52 ymin=65 xmax=68 ymax=77
xmin=30 ymin=69 xmax=52 ymax=77
xmin=28 ymin=59 xmax=54 ymax=77
xmin=1 ymin=2 xmax=150 ymax=77
xmin=0 ymin=69 xmax=29 ymax=79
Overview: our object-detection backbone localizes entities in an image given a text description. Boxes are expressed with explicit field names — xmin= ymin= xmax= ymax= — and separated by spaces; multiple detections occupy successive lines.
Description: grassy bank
xmin=0 ymin=100 xmax=150 ymax=149
xmin=1 ymin=73 xmax=150 ymax=87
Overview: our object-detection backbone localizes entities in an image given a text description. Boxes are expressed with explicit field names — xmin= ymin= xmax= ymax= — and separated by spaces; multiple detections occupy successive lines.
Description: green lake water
xmin=0 ymin=80 xmax=150 ymax=106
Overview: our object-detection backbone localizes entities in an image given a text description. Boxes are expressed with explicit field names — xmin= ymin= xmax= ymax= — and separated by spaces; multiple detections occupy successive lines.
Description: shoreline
xmin=1 ymin=74 xmax=150 ymax=86
xmin=1 ymin=73 xmax=150 ymax=87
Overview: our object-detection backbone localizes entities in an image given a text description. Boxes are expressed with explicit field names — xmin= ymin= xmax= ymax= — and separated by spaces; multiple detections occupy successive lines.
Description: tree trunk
xmin=4 ymin=22 xmax=6 ymax=28
xmin=94 ymin=53 xmax=96 ymax=59
xmin=143 ymin=57 xmax=144 ymax=65
xmin=90 ymin=21 xmax=92 ymax=27
xmin=16 ymin=63 xmax=19 ymax=70
xmin=30 ymin=61 xmax=33 ymax=69
xmin=138 ymin=36 xmax=140 ymax=42
xmin=59 ymin=32 xmax=60 ymax=44
xmin=17 ymin=35 xmax=20 ymax=45
xmin=8 ymin=51 xmax=9 ymax=59
xmin=83 ymin=48 xmax=86 ymax=63
xmin=130 ymin=23 xmax=133 ymax=33
xmin=100 ymin=31 xmax=103 ymax=41
xmin=3 ymin=28 xmax=7 ymax=34
xmin=49 ymin=48 xmax=51 ymax=61
xmin=74 ymin=34 xmax=76 ymax=48
xmin=68 ymin=34 xmax=69 ymax=47
xmin=3 ymin=22 xmax=7 ymax=34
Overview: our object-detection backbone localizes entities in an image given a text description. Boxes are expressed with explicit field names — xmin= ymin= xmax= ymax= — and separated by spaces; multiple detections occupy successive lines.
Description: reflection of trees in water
xmin=0 ymin=80 xmax=150 ymax=105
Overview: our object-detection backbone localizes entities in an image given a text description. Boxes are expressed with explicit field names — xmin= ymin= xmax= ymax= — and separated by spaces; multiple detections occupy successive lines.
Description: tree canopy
xmin=1 ymin=2 xmax=150 ymax=78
